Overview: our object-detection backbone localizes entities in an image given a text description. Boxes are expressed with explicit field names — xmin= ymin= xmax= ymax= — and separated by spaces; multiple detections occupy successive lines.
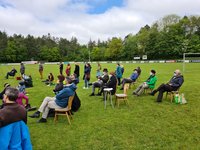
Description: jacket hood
xmin=65 ymin=83 xmax=77 ymax=91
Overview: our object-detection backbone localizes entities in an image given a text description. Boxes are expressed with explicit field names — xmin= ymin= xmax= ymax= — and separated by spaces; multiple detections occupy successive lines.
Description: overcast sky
xmin=0 ymin=0 xmax=200 ymax=44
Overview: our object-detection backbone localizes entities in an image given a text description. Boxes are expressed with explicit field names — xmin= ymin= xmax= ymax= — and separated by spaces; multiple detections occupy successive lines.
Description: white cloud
xmin=0 ymin=0 xmax=200 ymax=44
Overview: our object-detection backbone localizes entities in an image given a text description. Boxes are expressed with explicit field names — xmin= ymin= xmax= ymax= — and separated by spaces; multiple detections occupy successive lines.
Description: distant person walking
xmin=96 ymin=62 xmax=101 ymax=78
xmin=65 ymin=63 xmax=71 ymax=77
xmin=20 ymin=63 xmax=25 ymax=76
xmin=59 ymin=62 xmax=63 ymax=75
xmin=39 ymin=62 xmax=44 ymax=79
xmin=74 ymin=62 xmax=80 ymax=82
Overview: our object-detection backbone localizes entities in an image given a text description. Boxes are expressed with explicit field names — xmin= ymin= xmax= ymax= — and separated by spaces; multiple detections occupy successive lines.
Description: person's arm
xmin=22 ymin=94 xmax=29 ymax=106
xmin=147 ymin=76 xmax=157 ymax=85
xmin=171 ymin=77 xmax=184 ymax=88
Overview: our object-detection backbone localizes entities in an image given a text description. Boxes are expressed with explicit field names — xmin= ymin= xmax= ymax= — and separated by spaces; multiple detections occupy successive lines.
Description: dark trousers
xmin=117 ymin=78 xmax=121 ymax=86
xmin=121 ymin=78 xmax=133 ymax=88
xmin=60 ymin=69 xmax=63 ymax=75
xmin=6 ymin=72 xmax=14 ymax=79
xmin=155 ymin=84 xmax=176 ymax=102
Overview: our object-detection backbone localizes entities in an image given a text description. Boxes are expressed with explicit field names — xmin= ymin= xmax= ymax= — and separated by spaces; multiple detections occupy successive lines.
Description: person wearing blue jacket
xmin=29 ymin=76 xmax=77 ymax=123
xmin=115 ymin=63 xmax=122 ymax=86
xmin=150 ymin=69 xmax=184 ymax=102
xmin=0 ymin=121 xmax=32 ymax=150
xmin=120 ymin=69 xmax=138 ymax=90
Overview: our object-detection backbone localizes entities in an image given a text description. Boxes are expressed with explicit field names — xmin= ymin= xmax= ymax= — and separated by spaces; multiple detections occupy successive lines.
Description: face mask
xmin=174 ymin=73 xmax=176 ymax=76
xmin=150 ymin=72 xmax=152 ymax=75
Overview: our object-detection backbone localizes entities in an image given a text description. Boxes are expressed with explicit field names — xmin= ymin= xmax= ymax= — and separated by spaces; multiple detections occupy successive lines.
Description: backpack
xmin=71 ymin=92 xmax=81 ymax=112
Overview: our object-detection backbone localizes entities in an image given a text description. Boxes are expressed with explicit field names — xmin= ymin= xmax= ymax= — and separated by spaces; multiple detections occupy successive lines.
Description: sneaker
xmin=29 ymin=112 xmax=40 ymax=118
xmin=37 ymin=118 xmax=47 ymax=123
xmin=89 ymin=93 xmax=95 ymax=96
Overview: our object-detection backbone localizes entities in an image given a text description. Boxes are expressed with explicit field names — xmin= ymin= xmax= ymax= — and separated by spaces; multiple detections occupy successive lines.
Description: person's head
xmin=103 ymin=68 xmax=108 ymax=75
xmin=4 ymin=83 xmax=10 ymax=88
xmin=109 ymin=71 xmax=115 ymax=77
xmin=21 ymin=62 xmax=23 ymax=65
xmin=49 ymin=73 xmax=53 ymax=76
xmin=66 ymin=76 xmax=73 ymax=84
xmin=174 ymin=69 xmax=181 ymax=76
xmin=117 ymin=63 xmax=120 ymax=66
xmin=133 ymin=69 xmax=138 ymax=74
xmin=150 ymin=69 xmax=156 ymax=75
xmin=3 ymin=87 xmax=19 ymax=103
xmin=57 ymin=75 xmax=65 ymax=82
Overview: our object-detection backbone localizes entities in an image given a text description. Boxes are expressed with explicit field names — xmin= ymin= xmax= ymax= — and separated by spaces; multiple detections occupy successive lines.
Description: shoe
xmin=133 ymin=92 xmax=137 ymax=95
xmin=37 ymin=118 xmax=47 ymax=123
xmin=89 ymin=93 xmax=95 ymax=96
xmin=96 ymin=93 xmax=102 ymax=96
xmin=149 ymin=92 xmax=155 ymax=96
xmin=88 ymin=83 xmax=93 ymax=86
xmin=29 ymin=112 xmax=40 ymax=118
xmin=120 ymin=88 xmax=123 ymax=90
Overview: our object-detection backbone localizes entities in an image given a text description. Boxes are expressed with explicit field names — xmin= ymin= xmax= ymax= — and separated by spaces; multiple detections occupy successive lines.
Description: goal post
xmin=183 ymin=53 xmax=200 ymax=73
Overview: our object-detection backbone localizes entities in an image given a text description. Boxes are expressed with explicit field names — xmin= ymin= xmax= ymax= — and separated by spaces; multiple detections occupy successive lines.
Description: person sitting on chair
xmin=120 ymin=69 xmax=138 ymax=90
xmin=133 ymin=69 xmax=157 ymax=96
xmin=5 ymin=67 xmax=17 ymax=79
xmin=149 ymin=69 xmax=184 ymax=102
xmin=29 ymin=76 xmax=77 ymax=123
xmin=0 ymin=87 xmax=27 ymax=127
xmin=99 ymin=71 xmax=117 ymax=96
xmin=89 ymin=68 xmax=109 ymax=96
xmin=53 ymin=75 xmax=65 ymax=94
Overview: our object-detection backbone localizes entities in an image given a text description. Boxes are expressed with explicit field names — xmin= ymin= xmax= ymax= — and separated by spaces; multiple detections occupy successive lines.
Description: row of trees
xmin=0 ymin=14 xmax=200 ymax=62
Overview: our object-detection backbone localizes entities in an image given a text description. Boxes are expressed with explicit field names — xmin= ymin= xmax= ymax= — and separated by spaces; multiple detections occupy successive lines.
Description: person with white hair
xmin=150 ymin=69 xmax=184 ymax=102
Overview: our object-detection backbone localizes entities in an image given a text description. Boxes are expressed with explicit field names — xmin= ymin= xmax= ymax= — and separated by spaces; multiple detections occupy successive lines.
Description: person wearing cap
xmin=99 ymin=71 xmax=117 ymax=96
xmin=150 ymin=69 xmax=184 ymax=102
xmin=29 ymin=76 xmax=77 ymax=123
xmin=120 ymin=69 xmax=138 ymax=90
xmin=90 ymin=68 xmax=109 ymax=96
xmin=133 ymin=70 xmax=157 ymax=96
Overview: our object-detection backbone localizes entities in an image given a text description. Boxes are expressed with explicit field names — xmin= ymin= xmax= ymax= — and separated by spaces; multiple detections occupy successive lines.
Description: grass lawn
xmin=0 ymin=62 xmax=199 ymax=149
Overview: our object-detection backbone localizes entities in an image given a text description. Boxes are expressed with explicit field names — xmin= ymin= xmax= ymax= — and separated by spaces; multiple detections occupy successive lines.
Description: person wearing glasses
xmin=149 ymin=69 xmax=184 ymax=102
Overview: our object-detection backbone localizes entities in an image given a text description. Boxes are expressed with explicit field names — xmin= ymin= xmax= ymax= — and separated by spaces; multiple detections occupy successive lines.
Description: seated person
xmin=22 ymin=74 xmax=33 ymax=88
xmin=99 ymin=71 xmax=117 ymax=96
xmin=0 ymin=121 xmax=32 ymax=149
xmin=150 ymin=69 xmax=184 ymax=102
xmin=18 ymin=81 xmax=26 ymax=93
xmin=120 ymin=69 xmax=138 ymax=90
xmin=136 ymin=66 xmax=141 ymax=76
xmin=133 ymin=70 xmax=157 ymax=96
xmin=0 ymin=87 xmax=27 ymax=127
xmin=89 ymin=68 xmax=109 ymax=96
xmin=0 ymin=83 xmax=11 ymax=100
xmin=53 ymin=74 xmax=65 ymax=94
xmin=44 ymin=73 xmax=54 ymax=86
xmin=29 ymin=76 xmax=77 ymax=123
xmin=70 ymin=73 xmax=79 ymax=85
xmin=5 ymin=67 xmax=17 ymax=79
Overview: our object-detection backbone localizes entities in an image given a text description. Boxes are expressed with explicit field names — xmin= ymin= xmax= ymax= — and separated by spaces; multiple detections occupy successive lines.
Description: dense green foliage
xmin=0 ymin=14 xmax=200 ymax=62
xmin=0 ymin=63 xmax=199 ymax=149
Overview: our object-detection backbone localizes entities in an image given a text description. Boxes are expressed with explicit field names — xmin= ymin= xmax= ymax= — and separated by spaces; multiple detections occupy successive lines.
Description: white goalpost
xmin=183 ymin=53 xmax=200 ymax=73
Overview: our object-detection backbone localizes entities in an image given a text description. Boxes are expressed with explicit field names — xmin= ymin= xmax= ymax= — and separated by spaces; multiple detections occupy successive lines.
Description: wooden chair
xmin=115 ymin=83 xmax=129 ymax=108
xmin=54 ymin=95 xmax=74 ymax=125
xmin=166 ymin=88 xmax=180 ymax=103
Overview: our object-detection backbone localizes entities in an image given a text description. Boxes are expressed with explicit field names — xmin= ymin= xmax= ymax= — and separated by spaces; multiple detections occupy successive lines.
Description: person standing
xmin=20 ymin=63 xmax=25 ymax=76
xmin=115 ymin=63 xmax=122 ymax=86
xmin=59 ymin=62 xmax=63 ymax=75
xmin=39 ymin=62 xmax=44 ymax=79
xmin=83 ymin=63 xmax=91 ymax=89
xmin=66 ymin=63 xmax=71 ymax=77
xmin=74 ymin=62 xmax=80 ymax=82
xmin=96 ymin=62 xmax=101 ymax=78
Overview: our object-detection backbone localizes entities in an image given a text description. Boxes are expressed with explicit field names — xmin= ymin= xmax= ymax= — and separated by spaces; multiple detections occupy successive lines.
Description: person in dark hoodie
xmin=0 ymin=87 xmax=27 ymax=127
xmin=149 ymin=69 xmax=184 ymax=102
xmin=29 ymin=76 xmax=77 ymax=123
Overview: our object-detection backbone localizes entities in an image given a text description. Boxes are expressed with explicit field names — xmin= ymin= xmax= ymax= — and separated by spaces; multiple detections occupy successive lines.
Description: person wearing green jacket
xmin=133 ymin=70 xmax=157 ymax=96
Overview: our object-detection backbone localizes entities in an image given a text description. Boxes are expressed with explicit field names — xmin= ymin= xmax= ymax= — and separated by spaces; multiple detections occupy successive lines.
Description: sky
xmin=0 ymin=0 xmax=200 ymax=44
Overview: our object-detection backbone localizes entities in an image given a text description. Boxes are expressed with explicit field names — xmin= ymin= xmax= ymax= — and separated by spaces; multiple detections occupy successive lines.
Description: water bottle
xmin=175 ymin=93 xmax=179 ymax=104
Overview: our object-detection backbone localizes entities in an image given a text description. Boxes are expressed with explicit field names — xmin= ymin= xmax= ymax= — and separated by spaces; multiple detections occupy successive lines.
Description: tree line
xmin=0 ymin=14 xmax=199 ymax=63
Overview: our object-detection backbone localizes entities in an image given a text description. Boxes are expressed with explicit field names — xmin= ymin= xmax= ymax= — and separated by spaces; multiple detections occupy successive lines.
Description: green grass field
xmin=0 ymin=63 xmax=199 ymax=150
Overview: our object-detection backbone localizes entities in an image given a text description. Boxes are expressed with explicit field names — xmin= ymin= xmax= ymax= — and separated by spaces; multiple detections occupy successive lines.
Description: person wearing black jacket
xmin=90 ymin=68 xmax=109 ymax=96
xmin=150 ymin=69 xmax=184 ymax=102
xmin=99 ymin=71 xmax=117 ymax=96
xmin=5 ymin=67 xmax=17 ymax=79
xmin=74 ymin=62 xmax=80 ymax=82
xmin=59 ymin=62 xmax=63 ymax=75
